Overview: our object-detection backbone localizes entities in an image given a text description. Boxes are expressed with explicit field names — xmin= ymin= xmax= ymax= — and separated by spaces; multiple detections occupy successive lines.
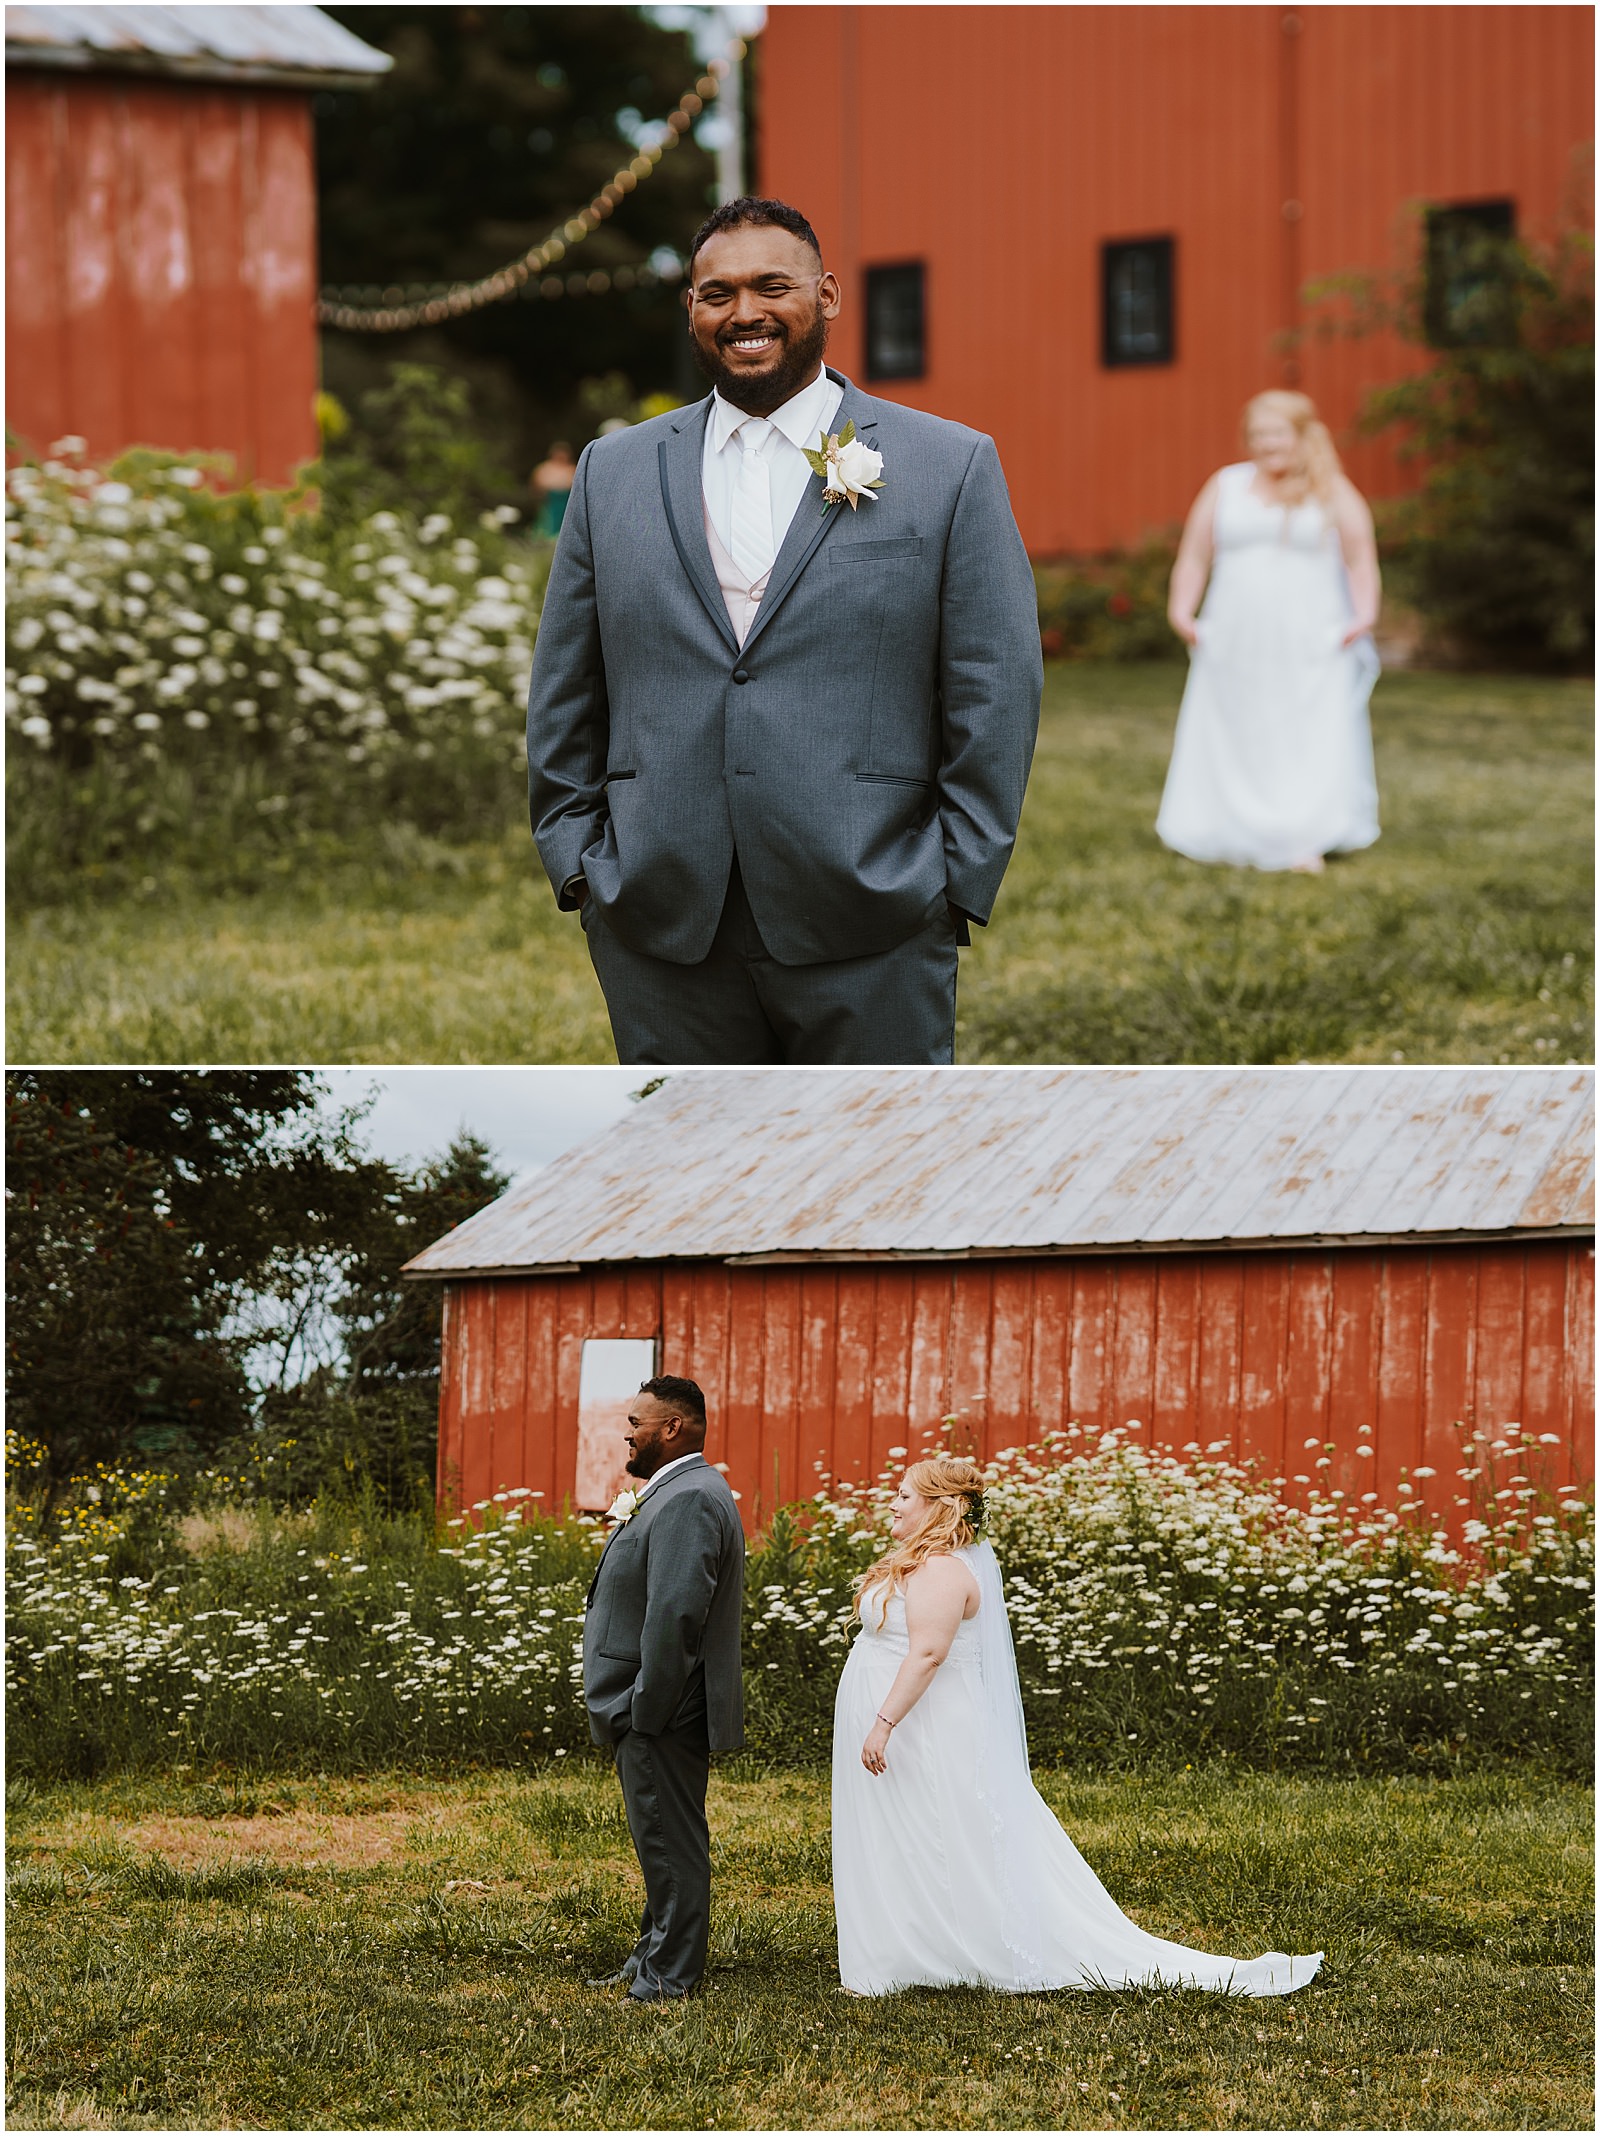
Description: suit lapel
xmin=658 ymin=401 xmax=741 ymax=656
xmin=585 ymin=1454 xmax=708 ymax=1602
xmin=741 ymin=371 xmax=879 ymax=657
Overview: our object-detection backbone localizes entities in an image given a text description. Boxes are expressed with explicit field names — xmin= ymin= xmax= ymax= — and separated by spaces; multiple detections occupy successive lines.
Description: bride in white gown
xmin=1156 ymin=390 xmax=1381 ymax=874
xmin=831 ymin=1456 xmax=1322 ymax=1998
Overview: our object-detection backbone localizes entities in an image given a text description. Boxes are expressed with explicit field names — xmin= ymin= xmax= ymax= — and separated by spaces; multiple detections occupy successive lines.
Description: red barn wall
xmin=6 ymin=72 xmax=319 ymax=485
xmin=758 ymin=5 xmax=1593 ymax=552
xmin=437 ymin=1239 xmax=1594 ymax=1533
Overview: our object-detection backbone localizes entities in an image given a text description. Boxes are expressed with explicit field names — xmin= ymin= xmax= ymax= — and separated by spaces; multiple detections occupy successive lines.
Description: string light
xmin=317 ymin=40 xmax=746 ymax=333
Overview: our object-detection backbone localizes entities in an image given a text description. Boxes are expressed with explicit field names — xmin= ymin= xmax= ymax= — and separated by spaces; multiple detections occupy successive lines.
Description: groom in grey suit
xmin=582 ymin=1376 xmax=744 ymax=2002
xmin=527 ymin=195 xmax=1042 ymax=1064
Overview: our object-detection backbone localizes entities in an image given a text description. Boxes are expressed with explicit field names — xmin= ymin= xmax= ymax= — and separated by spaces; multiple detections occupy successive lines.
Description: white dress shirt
xmin=635 ymin=1450 xmax=704 ymax=1503
xmin=702 ymin=365 xmax=844 ymax=569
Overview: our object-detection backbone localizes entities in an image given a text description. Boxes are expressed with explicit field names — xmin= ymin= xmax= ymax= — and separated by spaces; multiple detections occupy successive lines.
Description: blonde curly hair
xmin=855 ymin=1455 xmax=987 ymax=1626
xmin=1241 ymin=389 xmax=1343 ymax=508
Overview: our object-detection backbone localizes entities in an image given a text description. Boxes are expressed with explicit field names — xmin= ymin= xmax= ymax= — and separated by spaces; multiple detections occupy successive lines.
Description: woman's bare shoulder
xmin=904 ymin=1552 xmax=976 ymax=1593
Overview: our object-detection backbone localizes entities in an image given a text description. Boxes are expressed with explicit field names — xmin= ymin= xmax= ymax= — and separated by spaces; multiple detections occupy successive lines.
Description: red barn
xmin=405 ymin=1069 xmax=1595 ymax=1536
xmin=5 ymin=3 xmax=389 ymax=484
xmin=757 ymin=4 xmax=1594 ymax=552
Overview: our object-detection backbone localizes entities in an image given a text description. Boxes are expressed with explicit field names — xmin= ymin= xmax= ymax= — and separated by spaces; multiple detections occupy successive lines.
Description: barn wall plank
xmin=868 ymin=1268 xmax=916 ymax=1481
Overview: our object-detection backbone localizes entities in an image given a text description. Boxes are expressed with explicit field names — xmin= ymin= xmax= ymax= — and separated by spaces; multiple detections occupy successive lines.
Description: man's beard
xmin=624 ymin=1444 xmax=661 ymax=1478
xmin=691 ymin=305 xmax=830 ymax=414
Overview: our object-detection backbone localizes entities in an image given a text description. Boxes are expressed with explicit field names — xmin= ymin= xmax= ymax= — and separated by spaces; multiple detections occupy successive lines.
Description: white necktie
xmin=728 ymin=416 xmax=774 ymax=585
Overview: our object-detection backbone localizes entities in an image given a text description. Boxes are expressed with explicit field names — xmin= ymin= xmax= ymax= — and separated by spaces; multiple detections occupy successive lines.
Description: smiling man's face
xmin=686 ymin=223 xmax=841 ymax=416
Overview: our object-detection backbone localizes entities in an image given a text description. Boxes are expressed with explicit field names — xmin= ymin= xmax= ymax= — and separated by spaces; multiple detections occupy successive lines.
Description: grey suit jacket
xmin=527 ymin=369 xmax=1043 ymax=967
xmin=581 ymin=1454 xmax=745 ymax=1753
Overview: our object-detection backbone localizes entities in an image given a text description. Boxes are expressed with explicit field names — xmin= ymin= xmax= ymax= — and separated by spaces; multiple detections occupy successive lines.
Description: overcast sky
xmin=318 ymin=1068 xmax=647 ymax=1185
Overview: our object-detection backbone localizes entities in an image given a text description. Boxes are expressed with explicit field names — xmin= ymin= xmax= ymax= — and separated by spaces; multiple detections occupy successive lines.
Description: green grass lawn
xmin=4 ymin=1765 xmax=1591 ymax=2130
xmin=7 ymin=666 xmax=1591 ymax=1064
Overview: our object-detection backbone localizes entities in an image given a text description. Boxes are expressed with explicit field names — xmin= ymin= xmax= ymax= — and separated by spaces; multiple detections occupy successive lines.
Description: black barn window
xmin=1424 ymin=199 xmax=1517 ymax=346
xmin=865 ymin=262 xmax=926 ymax=380
xmin=1102 ymin=238 xmax=1175 ymax=367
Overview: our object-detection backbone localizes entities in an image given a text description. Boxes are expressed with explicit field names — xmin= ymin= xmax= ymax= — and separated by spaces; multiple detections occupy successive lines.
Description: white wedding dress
xmin=831 ymin=1544 xmax=1322 ymax=1997
xmin=1155 ymin=461 xmax=1380 ymax=870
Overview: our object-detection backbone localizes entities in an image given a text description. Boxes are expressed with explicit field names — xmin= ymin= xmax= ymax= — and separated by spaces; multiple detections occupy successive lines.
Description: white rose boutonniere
xmin=803 ymin=419 xmax=885 ymax=511
xmin=606 ymin=1487 xmax=643 ymax=1525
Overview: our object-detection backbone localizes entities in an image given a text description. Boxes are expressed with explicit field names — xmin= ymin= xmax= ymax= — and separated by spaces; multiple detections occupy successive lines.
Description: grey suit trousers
xmin=582 ymin=857 xmax=959 ymax=1066
xmin=614 ymin=1710 xmax=712 ymax=1999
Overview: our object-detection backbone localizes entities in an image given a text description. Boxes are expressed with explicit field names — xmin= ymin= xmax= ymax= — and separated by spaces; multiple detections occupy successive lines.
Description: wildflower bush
xmin=6 ymin=1479 xmax=597 ymax=1780
xmin=1033 ymin=542 xmax=1184 ymax=663
xmin=5 ymin=441 xmax=547 ymax=885
xmin=5 ymin=1427 xmax=1590 ymax=1782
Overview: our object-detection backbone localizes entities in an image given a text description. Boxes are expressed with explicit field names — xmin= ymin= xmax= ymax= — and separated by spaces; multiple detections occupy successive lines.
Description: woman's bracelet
xmin=876 ymin=1712 xmax=897 ymax=1729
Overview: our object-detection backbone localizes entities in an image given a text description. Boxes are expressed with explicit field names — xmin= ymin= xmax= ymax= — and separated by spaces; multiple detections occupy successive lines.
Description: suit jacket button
xmin=732 ymin=668 xmax=749 ymax=684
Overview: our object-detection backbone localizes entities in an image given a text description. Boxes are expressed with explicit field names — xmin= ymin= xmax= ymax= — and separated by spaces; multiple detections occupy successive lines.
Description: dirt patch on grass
xmin=34 ymin=1805 xmax=455 ymax=1870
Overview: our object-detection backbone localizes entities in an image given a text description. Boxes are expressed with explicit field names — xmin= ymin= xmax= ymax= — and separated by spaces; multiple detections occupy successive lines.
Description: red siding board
xmin=907 ymin=1267 xmax=954 ymax=1448
xmin=1028 ymin=1264 xmax=1072 ymax=1446
xmin=867 ymin=1269 xmax=916 ymax=1480
xmin=1151 ymin=1260 xmax=1202 ymax=1447
xmin=1286 ymin=1258 xmax=1335 ymax=1478
xmin=723 ymin=1270 xmax=767 ymax=1482
xmin=754 ymin=1268 xmax=801 ymax=1525
xmin=799 ymin=1266 xmax=841 ymax=1487
xmin=1196 ymin=1258 xmax=1246 ymax=1458
xmin=1066 ymin=1261 xmax=1113 ymax=1426
xmin=1326 ymin=1252 xmax=1379 ymax=1480
xmin=1473 ymin=1250 xmax=1529 ymax=1436
xmin=1374 ymin=1252 xmax=1428 ymax=1509
xmin=946 ymin=1269 xmax=994 ymax=1452
xmin=1421 ymin=1247 xmax=1476 ymax=1486
xmin=1239 ymin=1257 xmax=1291 ymax=1479
xmin=986 ymin=1265 xmax=1035 ymax=1453
xmin=832 ymin=1271 xmax=878 ymax=1484
xmin=1112 ymin=1261 xmax=1161 ymax=1442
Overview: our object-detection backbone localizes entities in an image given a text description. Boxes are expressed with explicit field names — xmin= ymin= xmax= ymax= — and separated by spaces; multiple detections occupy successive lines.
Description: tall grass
xmin=7 ymin=1430 xmax=1590 ymax=1784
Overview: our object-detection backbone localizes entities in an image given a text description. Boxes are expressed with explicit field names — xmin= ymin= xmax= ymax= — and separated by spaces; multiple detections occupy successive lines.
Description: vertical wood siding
xmin=759 ymin=6 xmax=1593 ymax=552
xmin=437 ymin=1241 xmax=1594 ymax=1532
xmin=6 ymin=73 xmax=318 ymax=484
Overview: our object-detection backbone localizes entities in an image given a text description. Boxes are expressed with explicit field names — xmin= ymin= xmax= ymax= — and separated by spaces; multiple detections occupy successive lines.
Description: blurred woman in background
xmin=1157 ymin=391 xmax=1381 ymax=874
xmin=530 ymin=440 xmax=577 ymax=538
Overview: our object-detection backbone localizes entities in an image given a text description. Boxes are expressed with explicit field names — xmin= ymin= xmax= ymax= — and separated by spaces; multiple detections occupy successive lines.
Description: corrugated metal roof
xmin=404 ymin=1068 xmax=1595 ymax=1278
xmin=5 ymin=5 xmax=392 ymax=87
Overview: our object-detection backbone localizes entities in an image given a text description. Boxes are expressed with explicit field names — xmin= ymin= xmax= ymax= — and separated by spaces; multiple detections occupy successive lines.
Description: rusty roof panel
xmin=5 ymin=5 xmax=392 ymax=86
xmin=404 ymin=1069 xmax=1595 ymax=1277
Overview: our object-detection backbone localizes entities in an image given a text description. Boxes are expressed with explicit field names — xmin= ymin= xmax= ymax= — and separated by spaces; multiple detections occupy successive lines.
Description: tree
xmin=5 ymin=1073 xmax=380 ymax=1482
xmin=246 ymin=1131 xmax=512 ymax=1513
xmin=339 ymin=1131 xmax=511 ymax=1390
xmin=6 ymin=1074 xmax=513 ymax=1507
xmin=314 ymin=7 xmax=718 ymax=477
xmin=1310 ymin=216 xmax=1594 ymax=670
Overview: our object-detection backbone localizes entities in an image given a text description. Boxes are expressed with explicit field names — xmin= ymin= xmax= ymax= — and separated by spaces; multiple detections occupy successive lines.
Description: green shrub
xmin=5 ymin=442 xmax=546 ymax=884
xmin=1033 ymin=540 xmax=1184 ymax=663
xmin=1316 ymin=220 xmax=1593 ymax=671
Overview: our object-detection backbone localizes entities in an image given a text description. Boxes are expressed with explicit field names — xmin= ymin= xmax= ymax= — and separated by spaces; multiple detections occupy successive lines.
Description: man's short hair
xmin=688 ymin=197 xmax=822 ymax=273
xmin=639 ymin=1374 xmax=708 ymax=1434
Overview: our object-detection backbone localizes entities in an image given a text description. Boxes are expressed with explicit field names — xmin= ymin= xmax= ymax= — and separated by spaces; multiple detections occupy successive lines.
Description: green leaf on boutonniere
xmin=802 ymin=446 xmax=830 ymax=477
xmin=838 ymin=418 xmax=856 ymax=448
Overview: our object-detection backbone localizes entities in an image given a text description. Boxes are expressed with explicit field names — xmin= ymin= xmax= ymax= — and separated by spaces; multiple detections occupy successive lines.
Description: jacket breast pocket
xmin=831 ymin=536 xmax=924 ymax=566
